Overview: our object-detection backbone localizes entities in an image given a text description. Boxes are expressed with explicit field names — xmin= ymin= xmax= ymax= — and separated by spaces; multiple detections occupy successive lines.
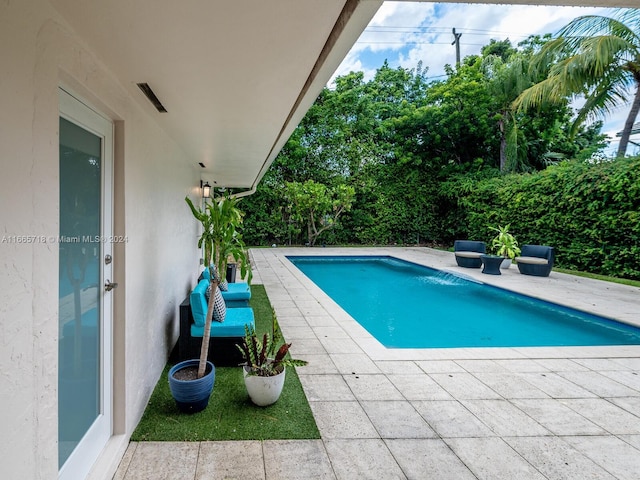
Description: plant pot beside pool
xmin=168 ymin=359 xmax=215 ymax=413
xmin=490 ymin=224 xmax=520 ymax=270
xmin=237 ymin=320 xmax=307 ymax=407
xmin=243 ymin=363 xmax=286 ymax=407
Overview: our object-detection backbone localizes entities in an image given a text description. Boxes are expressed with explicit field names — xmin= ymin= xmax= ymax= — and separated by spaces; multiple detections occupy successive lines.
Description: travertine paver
xmin=115 ymin=247 xmax=640 ymax=480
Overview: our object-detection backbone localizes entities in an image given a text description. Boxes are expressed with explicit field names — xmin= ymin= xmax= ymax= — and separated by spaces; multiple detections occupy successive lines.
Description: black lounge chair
xmin=515 ymin=245 xmax=554 ymax=277
xmin=454 ymin=240 xmax=486 ymax=268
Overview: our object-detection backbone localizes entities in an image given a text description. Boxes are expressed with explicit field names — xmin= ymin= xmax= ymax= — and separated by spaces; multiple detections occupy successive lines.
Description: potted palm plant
xmin=237 ymin=310 xmax=307 ymax=406
xmin=490 ymin=224 xmax=521 ymax=268
xmin=168 ymin=193 xmax=252 ymax=413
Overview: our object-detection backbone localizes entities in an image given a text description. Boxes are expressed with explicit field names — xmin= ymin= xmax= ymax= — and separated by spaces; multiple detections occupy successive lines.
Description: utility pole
xmin=451 ymin=28 xmax=462 ymax=67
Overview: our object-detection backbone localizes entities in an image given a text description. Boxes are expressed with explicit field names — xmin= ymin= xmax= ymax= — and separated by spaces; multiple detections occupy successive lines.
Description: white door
xmin=58 ymin=88 xmax=114 ymax=480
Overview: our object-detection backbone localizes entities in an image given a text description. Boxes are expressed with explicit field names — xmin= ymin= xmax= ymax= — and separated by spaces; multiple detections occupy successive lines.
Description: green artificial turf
xmin=131 ymin=285 xmax=320 ymax=441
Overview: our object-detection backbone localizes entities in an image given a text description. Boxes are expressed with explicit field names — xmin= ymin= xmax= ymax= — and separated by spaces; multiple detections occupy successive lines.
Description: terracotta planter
xmin=243 ymin=365 xmax=286 ymax=406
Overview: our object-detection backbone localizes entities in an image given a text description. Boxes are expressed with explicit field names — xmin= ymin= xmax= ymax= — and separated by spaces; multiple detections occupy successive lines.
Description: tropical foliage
xmin=515 ymin=9 xmax=640 ymax=157
xmin=240 ymin=21 xmax=639 ymax=280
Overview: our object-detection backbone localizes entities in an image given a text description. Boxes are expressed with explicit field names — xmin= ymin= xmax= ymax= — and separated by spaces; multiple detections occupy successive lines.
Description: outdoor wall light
xmin=201 ymin=181 xmax=211 ymax=199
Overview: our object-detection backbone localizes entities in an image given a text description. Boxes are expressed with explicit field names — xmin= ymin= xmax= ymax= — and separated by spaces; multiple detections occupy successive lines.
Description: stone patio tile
xmin=607 ymin=396 xmax=640 ymax=416
xmin=291 ymin=354 xmax=337 ymax=375
xmin=504 ymin=436 xmax=617 ymax=480
xmin=511 ymin=398 xmax=606 ymax=436
xmin=473 ymin=372 xmax=549 ymax=399
xmin=112 ymin=443 xmax=137 ymax=480
xmin=494 ymin=359 xmax=550 ymax=373
xmin=309 ymin=401 xmax=378 ymax=439
xmin=573 ymin=358 xmax=634 ymax=371
xmin=598 ymin=370 xmax=640 ymax=392
xmin=387 ymin=373 xmax=454 ymax=401
xmin=610 ymin=357 xmax=640 ymax=370
xmin=361 ymin=401 xmax=437 ymax=439
xmin=375 ymin=361 xmax=423 ymax=375
xmin=318 ymin=337 xmax=364 ymax=354
xmin=196 ymin=441 xmax=265 ymax=480
xmin=343 ymin=374 xmax=404 ymax=401
xmin=445 ymin=437 xmax=546 ymax=480
xmin=618 ymin=434 xmax=640 ymax=450
xmin=273 ymin=306 xmax=303 ymax=317
xmin=461 ymin=399 xmax=550 ymax=436
xmin=294 ymin=299 xmax=328 ymax=312
xmin=119 ymin=442 xmax=199 ymax=480
xmin=455 ymin=359 xmax=509 ymax=373
xmin=283 ymin=326 xmax=318 ymax=340
xmin=324 ymin=439 xmax=405 ymax=480
xmin=556 ymin=370 xmax=640 ymax=397
xmin=385 ymin=438 xmax=476 ymax=480
xmin=330 ymin=353 xmax=381 ymax=374
xmin=313 ymin=326 xmax=350 ymax=339
xmin=562 ymin=398 xmax=640 ymax=434
xmin=415 ymin=360 xmax=466 ymax=373
xmin=430 ymin=372 xmax=502 ymax=400
xmin=531 ymin=358 xmax=589 ymax=372
xmin=412 ymin=400 xmax=495 ymax=438
xmin=305 ymin=314 xmax=339 ymax=327
xmin=263 ymin=440 xmax=335 ymax=480
xmin=563 ymin=436 xmax=640 ymax=480
xmin=275 ymin=314 xmax=309 ymax=327
xmin=287 ymin=338 xmax=326 ymax=356
xmin=518 ymin=372 xmax=598 ymax=398
xmin=297 ymin=374 xmax=355 ymax=401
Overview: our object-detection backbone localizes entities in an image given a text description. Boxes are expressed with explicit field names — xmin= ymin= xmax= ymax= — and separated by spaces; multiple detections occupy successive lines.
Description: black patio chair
xmin=454 ymin=240 xmax=486 ymax=268
xmin=515 ymin=245 xmax=554 ymax=277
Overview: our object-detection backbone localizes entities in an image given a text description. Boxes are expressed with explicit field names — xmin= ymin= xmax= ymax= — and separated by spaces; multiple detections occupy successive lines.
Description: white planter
xmin=243 ymin=365 xmax=286 ymax=406
xmin=500 ymin=258 xmax=512 ymax=269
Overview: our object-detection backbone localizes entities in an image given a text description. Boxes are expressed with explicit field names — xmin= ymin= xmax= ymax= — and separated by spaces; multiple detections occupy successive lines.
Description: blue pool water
xmin=288 ymin=255 xmax=640 ymax=349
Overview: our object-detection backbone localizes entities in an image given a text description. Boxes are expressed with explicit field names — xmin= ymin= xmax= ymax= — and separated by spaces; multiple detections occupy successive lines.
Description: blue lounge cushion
xmin=190 ymin=279 xmax=210 ymax=327
xmin=190 ymin=278 xmax=254 ymax=337
xmin=222 ymin=282 xmax=251 ymax=302
xmin=190 ymin=307 xmax=255 ymax=337
xmin=201 ymin=266 xmax=228 ymax=290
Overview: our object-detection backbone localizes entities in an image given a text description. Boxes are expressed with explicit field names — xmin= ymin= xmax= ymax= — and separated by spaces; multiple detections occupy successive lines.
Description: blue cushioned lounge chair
xmin=178 ymin=278 xmax=254 ymax=366
xmin=201 ymin=267 xmax=251 ymax=306
xmin=515 ymin=245 xmax=554 ymax=277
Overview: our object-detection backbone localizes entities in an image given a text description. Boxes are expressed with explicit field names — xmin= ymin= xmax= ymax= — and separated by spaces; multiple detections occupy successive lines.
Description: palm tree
xmin=482 ymin=53 xmax=532 ymax=171
xmin=514 ymin=9 xmax=640 ymax=157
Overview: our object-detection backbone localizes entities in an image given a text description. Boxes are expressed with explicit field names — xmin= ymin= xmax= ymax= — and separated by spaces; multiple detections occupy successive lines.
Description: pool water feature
xmin=288 ymin=255 xmax=640 ymax=349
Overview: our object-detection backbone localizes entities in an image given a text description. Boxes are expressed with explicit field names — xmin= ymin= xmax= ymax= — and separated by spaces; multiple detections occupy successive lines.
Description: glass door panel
xmin=58 ymin=116 xmax=102 ymax=466
xmin=58 ymin=88 xmax=113 ymax=479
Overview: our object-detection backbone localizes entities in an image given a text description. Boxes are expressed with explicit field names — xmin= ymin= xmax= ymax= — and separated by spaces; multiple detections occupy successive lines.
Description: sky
xmin=332 ymin=2 xmax=637 ymax=156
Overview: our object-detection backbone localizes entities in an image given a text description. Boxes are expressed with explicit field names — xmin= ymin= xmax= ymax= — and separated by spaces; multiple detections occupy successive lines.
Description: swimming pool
xmin=288 ymin=255 xmax=640 ymax=349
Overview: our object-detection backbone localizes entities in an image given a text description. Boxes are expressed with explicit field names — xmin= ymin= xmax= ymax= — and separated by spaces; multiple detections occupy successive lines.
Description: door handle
xmin=105 ymin=280 xmax=118 ymax=292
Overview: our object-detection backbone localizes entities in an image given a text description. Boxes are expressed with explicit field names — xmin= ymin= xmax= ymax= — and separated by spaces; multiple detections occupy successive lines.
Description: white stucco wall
xmin=0 ymin=1 xmax=201 ymax=478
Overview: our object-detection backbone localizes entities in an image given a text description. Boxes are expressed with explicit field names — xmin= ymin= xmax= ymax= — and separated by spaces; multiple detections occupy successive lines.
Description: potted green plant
xmin=490 ymin=224 xmax=521 ymax=268
xmin=168 ymin=193 xmax=252 ymax=413
xmin=236 ymin=310 xmax=307 ymax=406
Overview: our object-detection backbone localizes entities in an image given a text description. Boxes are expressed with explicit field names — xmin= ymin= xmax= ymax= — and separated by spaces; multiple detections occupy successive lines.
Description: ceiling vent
xmin=136 ymin=83 xmax=167 ymax=113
